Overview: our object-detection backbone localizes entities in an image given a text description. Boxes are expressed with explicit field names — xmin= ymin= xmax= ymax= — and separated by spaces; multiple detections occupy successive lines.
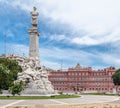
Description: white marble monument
xmin=6 ymin=7 xmax=55 ymax=95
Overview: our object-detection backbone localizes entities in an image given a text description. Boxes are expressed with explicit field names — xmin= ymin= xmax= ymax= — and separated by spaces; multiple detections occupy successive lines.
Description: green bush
xmin=10 ymin=81 xmax=24 ymax=96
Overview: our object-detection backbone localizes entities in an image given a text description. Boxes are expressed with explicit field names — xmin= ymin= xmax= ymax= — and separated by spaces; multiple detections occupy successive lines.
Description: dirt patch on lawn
xmin=7 ymin=103 xmax=120 ymax=108
xmin=37 ymin=103 xmax=120 ymax=108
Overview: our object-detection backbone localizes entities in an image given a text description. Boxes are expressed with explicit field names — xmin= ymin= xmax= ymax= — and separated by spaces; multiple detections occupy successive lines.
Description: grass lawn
xmin=82 ymin=93 xmax=117 ymax=96
xmin=0 ymin=94 xmax=80 ymax=100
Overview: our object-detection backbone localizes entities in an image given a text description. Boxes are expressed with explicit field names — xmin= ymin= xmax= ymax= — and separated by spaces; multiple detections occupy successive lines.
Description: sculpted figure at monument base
xmin=7 ymin=54 xmax=55 ymax=95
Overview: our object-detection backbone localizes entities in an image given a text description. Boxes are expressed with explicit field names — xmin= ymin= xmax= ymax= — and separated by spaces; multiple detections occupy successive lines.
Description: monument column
xmin=28 ymin=7 xmax=40 ymax=60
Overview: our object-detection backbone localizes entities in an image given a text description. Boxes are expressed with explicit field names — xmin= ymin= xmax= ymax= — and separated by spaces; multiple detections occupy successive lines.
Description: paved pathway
xmin=0 ymin=95 xmax=119 ymax=108
xmin=110 ymin=99 xmax=120 ymax=104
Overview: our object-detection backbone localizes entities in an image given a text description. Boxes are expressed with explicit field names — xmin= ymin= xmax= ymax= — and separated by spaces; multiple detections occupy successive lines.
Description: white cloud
xmin=41 ymin=47 xmax=94 ymax=64
xmin=41 ymin=46 xmax=120 ymax=69
xmin=2 ymin=0 xmax=120 ymax=46
xmin=40 ymin=60 xmax=61 ymax=70
xmin=98 ymin=53 xmax=120 ymax=68
xmin=7 ymin=43 xmax=29 ymax=57
xmin=72 ymin=36 xmax=98 ymax=45
xmin=72 ymin=28 xmax=120 ymax=45
xmin=49 ymin=34 xmax=66 ymax=41
xmin=40 ymin=46 xmax=118 ymax=69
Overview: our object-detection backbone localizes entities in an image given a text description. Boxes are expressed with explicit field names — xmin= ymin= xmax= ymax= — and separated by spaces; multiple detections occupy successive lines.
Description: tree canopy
xmin=112 ymin=68 xmax=120 ymax=86
xmin=0 ymin=58 xmax=22 ymax=90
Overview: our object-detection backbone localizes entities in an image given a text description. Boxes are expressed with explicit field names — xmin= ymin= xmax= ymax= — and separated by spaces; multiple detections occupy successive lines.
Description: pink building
xmin=48 ymin=64 xmax=120 ymax=93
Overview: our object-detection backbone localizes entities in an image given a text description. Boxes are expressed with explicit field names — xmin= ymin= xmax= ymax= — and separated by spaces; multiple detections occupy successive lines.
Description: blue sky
xmin=0 ymin=0 xmax=120 ymax=70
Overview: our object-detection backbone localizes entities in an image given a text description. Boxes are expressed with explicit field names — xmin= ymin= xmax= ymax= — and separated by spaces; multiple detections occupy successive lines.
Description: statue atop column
xmin=31 ymin=7 xmax=39 ymax=31
xmin=28 ymin=7 xmax=40 ymax=60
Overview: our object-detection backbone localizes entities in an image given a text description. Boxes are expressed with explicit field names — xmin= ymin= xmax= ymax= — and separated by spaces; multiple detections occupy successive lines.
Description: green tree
xmin=10 ymin=81 xmax=24 ymax=96
xmin=112 ymin=68 xmax=120 ymax=85
xmin=0 ymin=58 xmax=22 ymax=80
xmin=0 ymin=58 xmax=22 ymax=91
xmin=0 ymin=64 xmax=10 ymax=90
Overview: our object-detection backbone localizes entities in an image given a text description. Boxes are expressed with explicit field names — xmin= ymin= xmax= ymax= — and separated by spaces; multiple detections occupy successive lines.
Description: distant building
xmin=48 ymin=64 xmax=120 ymax=93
